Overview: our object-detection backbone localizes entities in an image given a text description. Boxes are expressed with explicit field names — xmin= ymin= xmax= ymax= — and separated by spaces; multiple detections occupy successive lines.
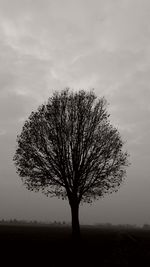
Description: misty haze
xmin=0 ymin=0 xmax=150 ymax=266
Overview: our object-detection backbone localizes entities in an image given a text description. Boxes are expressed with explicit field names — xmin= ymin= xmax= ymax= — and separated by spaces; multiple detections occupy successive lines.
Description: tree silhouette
xmin=13 ymin=88 xmax=129 ymax=240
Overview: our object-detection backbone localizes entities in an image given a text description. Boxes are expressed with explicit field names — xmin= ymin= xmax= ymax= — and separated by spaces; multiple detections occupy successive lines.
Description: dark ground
xmin=0 ymin=224 xmax=150 ymax=266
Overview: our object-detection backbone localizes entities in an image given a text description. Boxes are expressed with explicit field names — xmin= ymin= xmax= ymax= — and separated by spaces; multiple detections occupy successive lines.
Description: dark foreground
xmin=0 ymin=224 xmax=150 ymax=266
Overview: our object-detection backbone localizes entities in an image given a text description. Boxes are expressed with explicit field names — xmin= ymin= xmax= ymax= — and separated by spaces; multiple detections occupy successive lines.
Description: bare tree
xmin=13 ymin=88 xmax=129 ymax=239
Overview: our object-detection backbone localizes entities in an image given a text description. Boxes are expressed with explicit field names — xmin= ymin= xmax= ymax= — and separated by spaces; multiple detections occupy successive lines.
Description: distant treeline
xmin=0 ymin=219 xmax=69 ymax=226
xmin=0 ymin=219 xmax=149 ymax=229
xmin=94 ymin=223 xmax=150 ymax=229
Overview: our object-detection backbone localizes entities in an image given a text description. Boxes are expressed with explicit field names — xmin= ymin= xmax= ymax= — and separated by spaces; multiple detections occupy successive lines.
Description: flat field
xmin=0 ymin=224 xmax=150 ymax=266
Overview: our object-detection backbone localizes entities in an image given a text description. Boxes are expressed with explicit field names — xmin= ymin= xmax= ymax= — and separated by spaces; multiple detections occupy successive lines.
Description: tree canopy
xmin=13 ymin=88 xmax=129 ymax=238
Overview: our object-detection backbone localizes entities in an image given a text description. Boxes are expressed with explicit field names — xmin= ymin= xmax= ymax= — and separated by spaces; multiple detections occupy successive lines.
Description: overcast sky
xmin=0 ymin=0 xmax=150 ymax=225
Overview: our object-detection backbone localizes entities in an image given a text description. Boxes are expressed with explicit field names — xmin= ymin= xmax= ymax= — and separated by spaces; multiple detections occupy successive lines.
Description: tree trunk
xmin=70 ymin=201 xmax=80 ymax=241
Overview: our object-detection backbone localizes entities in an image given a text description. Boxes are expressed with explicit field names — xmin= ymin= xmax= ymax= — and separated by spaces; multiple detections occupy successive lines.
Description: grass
xmin=0 ymin=224 xmax=150 ymax=266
